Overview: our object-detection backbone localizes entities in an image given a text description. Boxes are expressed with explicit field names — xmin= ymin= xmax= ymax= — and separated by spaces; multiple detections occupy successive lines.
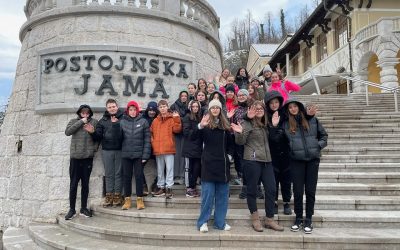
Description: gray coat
xmin=283 ymin=117 xmax=328 ymax=161
xmin=65 ymin=118 xmax=98 ymax=159
xmin=120 ymin=115 xmax=151 ymax=160
xmin=235 ymin=120 xmax=272 ymax=162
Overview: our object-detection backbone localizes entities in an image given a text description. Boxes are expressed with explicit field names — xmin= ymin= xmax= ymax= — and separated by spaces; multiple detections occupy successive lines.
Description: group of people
xmin=64 ymin=64 xmax=328 ymax=235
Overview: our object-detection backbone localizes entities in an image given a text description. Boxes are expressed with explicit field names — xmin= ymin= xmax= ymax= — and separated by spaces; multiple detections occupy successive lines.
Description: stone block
xmin=58 ymin=17 xmax=75 ymax=35
xmin=48 ymin=177 xmax=69 ymax=200
xmin=40 ymin=114 xmax=61 ymax=133
xmin=88 ymin=176 xmax=103 ymax=199
xmin=11 ymin=156 xmax=26 ymax=177
xmin=25 ymin=156 xmax=48 ymax=174
xmin=52 ymin=133 xmax=70 ymax=155
xmin=62 ymin=156 xmax=71 ymax=177
xmin=7 ymin=176 xmax=22 ymax=199
xmin=22 ymin=200 xmax=40 ymax=218
xmin=0 ymin=178 xmax=9 ymax=198
xmin=46 ymin=155 xmax=65 ymax=177
xmin=0 ymin=157 xmax=13 ymax=177
xmin=22 ymin=134 xmax=53 ymax=156
xmin=22 ymin=174 xmax=49 ymax=201
xmin=37 ymin=200 xmax=63 ymax=219
xmin=75 ymin=16 xmax=99 ymax=32
xmin=100 ymin=16 xmax=130 ymax=33
xmin=0 ymin=113 xmax=17 ymax=137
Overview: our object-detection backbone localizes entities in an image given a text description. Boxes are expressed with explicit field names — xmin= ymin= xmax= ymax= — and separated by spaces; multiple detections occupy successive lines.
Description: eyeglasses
xmin=255 ymin=108 xmax=264 ymax=112
xmin=210 ymin=106 xmax=220 ymax=110
xmin=237 ymin=94 xmax=246 ymax=97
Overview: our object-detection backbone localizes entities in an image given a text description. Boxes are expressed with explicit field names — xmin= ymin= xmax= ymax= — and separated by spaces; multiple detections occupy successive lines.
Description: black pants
xmin=272 ymin=155 xmax=292 ymax=202
xmin=290 ymin=158 xmax=320 ymax=219
xmin=243 ymin=160 xmax=276 ymax=218
xmin=69 ymin=158 xmax=93 ymax=210
xmin=122 ymin=158 xmax=143 ymax=197
xmin=188 ymin=158 xmax=201 ymax=189
xmin=233 ymin=142 xmax=243 ymax=179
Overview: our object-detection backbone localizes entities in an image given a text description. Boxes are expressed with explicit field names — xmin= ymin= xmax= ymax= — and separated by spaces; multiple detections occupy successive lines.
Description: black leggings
xmin=290 ymin=158 xmax=320 ymax=219
xmin=188 ymin=158 xmax=201 ymax=189
xmin=69 ymin=158 xmax=93 ymax=210
xmin=243 ymin=160 xmax=276 ymax=218
xmin=273 ymin=156 xmax=292 ymax=203
xmin=122 ymin=158 xmax=144 ymax=197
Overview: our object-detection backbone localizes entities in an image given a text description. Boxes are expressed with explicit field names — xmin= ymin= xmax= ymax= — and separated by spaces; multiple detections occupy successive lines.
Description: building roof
xmin=252 ymin=44 xmax=280 ymax=57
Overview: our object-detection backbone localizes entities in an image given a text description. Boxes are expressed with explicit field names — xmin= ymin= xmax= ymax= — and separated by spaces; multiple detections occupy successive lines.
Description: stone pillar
xmin=354 ymin=71 xmax=368 ymax=93
xmin=286 ymin=53 xmax=290 ymax=76
xmin=377 ymin=57 xmax=400 ymax=90
xmin=311 ymin=42 xmax=317 ymax=66
xmin=326 ymin=30 xmax=335 ymax=55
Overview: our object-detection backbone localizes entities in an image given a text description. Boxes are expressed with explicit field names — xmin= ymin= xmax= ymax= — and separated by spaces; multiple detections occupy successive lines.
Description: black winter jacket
xmin=182 ymin=114 xmax=203 ymax=158
xmin=91 ymin=110 xmax=124 ymax=150
xmin=192 ymin=125 xmax=233 ymax=183
xmin=120 ymin=114 xmax=151 ymax=160
xmin=235 ymin=75 xmax=249 ymax=89
xmin=170 ymin=99 xmax=189 ymax=118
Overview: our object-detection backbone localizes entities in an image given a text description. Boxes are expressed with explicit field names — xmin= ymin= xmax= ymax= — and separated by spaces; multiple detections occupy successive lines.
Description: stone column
xmin=326 ymin=30 xmax=335 ymax=55
xmin=353 ymin=71 xmax=368 ymax=93
xmin=286 ymin=53 xmax=290 ymax=76
xmin=377 ymin=57 xmax=400 ymax=90
xmin=311 ymin=42 xmax=317 ymax=66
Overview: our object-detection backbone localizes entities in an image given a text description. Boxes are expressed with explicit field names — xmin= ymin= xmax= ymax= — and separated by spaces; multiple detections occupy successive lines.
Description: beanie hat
xmin=225 ymin=84 xmax=236 ymax=94
xmin=208 ymin=99 xmax=222 ymax=111
xmin=250 ymin=76 xmax=260 ymax=83
xmin=146 ymin=101 xmax=158 ymax=111
xmin=126 ymin=100 xmax=140 ymax=115
xmin=263 ymin=64 xmax=273 ymax=74
xmin=237 ymin=89 xmax=249 ymax=97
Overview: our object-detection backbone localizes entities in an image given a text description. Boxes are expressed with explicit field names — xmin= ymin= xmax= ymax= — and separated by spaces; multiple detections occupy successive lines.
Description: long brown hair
xmin=287 ymin=103 xmax=310 ymax=133
xmin=251 ymin=101 xmax=267 ymax=128
xmin=188 ymin=100 xmax=202 ymax=122
xmin=208 ymin=109 xmax=231 ymax=130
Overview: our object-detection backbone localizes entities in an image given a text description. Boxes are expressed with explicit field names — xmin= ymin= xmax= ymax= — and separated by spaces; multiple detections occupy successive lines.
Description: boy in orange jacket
xmin=151 ymin=100 xmax=182 ymax=198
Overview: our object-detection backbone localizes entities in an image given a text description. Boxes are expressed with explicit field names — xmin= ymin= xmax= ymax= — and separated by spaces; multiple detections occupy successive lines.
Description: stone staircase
xmin=3 ymin=93 xmax=400 ymax=249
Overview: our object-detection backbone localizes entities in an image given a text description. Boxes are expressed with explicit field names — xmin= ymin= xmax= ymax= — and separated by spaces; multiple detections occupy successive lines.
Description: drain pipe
xmin=323 ymin=0 xmax=354 ymax=92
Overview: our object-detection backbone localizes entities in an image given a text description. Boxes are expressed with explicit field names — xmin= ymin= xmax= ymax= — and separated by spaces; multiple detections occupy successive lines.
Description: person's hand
xmin=81 ymin=117 xmax=88 ymax=124
xmin=307 ymin=104 xmax=318 ymax=116
xmin=227 ymin=109 xmax=235 ymax=119
xmin=111 ymin=115 xmax=118 ymax=123
xmin=83 ymin=123 xmax=95 ymax=133
xmin=257 ymin=85 xmax=264 ymax=89
xmin=200 ymin=114 xmax=210 ymax=128
xmin=272 ymin=111 xmax=280 ymax=127
xmin=276 ymin=68 xmax=282 ymax=75
xmin=172 ymin=111 xmax=180 ymax=118
xmin=247 ymin=106 xmax=256 ymax=119
xmin=230 ymin=123 xmax=243 ymax=133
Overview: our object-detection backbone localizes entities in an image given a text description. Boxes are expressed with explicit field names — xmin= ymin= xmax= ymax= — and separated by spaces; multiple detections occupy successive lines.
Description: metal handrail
xmin=340 ymin=76 xmax=400 ymax=112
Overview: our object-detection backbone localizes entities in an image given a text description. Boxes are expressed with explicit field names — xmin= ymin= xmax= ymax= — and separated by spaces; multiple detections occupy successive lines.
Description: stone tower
xmin=0 ymin=0 xmax=222 ymax=227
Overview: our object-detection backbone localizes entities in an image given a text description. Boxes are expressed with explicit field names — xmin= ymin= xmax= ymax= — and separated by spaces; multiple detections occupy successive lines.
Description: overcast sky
xmin=0 ymin=0 xmax=316 ymax=107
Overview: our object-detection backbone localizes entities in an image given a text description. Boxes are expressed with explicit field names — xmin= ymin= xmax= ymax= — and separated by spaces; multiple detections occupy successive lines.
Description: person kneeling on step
xmin=232 ymin=101 xmax=284 ymax=232
xmin=119 ymin=101 xmax=151 ymax=210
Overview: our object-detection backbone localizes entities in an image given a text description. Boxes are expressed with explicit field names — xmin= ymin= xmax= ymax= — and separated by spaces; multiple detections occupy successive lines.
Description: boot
xmin=122 ymin=197 xmax=131 ymax=210
xmin=136 ymin=197 xmax=145 ymax=210
xmin=251 ymin=212 xmax=263 ymax=232
xmin=112 ymin=193 xmax=122 ymax=207
xmin=103 ymin=193 xmax=112 ymax=207
xmin=264 ymin=217 xmax=284 ymax=231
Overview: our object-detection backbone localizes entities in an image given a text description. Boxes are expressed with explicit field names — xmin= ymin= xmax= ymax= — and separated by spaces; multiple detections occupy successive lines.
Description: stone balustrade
xmin=24 ymin=0 xmax=219 ymax=36
xmin=355 ymin=22 xmax=378 ymax=46
xmin=355 ymin=17 xmax=400 ymax=46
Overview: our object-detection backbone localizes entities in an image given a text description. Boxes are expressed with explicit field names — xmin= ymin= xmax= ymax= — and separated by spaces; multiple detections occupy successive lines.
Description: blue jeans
xmin=197 ymin=181 xmax=229 ymax=230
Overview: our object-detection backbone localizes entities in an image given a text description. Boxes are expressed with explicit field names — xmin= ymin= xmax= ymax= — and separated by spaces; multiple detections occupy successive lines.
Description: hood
xmin=76 ymin=104 xmax=93 ymax=118
xmin=125 ymin=100 xmax=141 ymax=115
xmin=264 ymin=91 xmax=284 ymax=113
xmin=282 ymin=98 xmax=306 ymax=116
xmin=209 ymin=90 xmax=226 ymax=106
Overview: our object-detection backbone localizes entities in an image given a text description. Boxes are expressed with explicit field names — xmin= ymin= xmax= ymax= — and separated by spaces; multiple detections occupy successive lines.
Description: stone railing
xmin=355 ymin=17 xmax=400 ymax=46
xmin=24 ymin=0 xmax=219 ymax=34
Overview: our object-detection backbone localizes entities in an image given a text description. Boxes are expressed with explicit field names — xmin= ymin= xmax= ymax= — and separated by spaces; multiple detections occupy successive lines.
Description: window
xmin=303 ymin=48 xmax=312 ymax=71
xmin=317 ymin=33 xmax=328 ymax=62
xmin=335 ymin=16 xmax=348 ymax=49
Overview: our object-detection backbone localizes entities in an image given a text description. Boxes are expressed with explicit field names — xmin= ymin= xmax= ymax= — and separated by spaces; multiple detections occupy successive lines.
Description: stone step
xmin=327 ymin=134 xmax=400 ymax=140
xmin=317 ymin=114 xmax=400 ymax=119
xmin=320 ymin=154 xmax=400 ymax=163
xmin=322 ymin=147 xmax=400 ymax=155
xmin=2 ymin=228 xmax=41 ymax=250
xmin=152 ymin=183 xmax=400 ymax=196
xmin=323 ymin=123 xmax=400 ymax=128
xmin=321 ymin=120 xmax=400 ymax=126
xmin=118 ymin=195 xmax=400 ymax=211
xmin=328 ymin=140 xmax=400 ymax=145
xmin=23 ymin=221 xmax=400 ymax=249
xmin=318 ymin=172 xmax=400 ymax=184
xmin=319 ymin=163 xmax=400 ymax=172
xmin=61 ymin=209 xmax=400 ymax=231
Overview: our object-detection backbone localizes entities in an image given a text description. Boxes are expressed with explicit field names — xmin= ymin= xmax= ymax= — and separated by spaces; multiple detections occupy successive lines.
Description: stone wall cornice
xmin=19 ymin=5 xmax=222 ymax=54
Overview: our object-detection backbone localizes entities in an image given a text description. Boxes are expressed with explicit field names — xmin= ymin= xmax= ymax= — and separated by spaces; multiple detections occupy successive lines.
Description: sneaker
xmin=174 ymin=177 xmax=184 ymax=185
xmin=166 ymin=187 xmax=174 ymax=199
xmin=256 ymin=186 xmax=264 ymax=199
xmin=79 ymin=208 xmax=92 ymax=218
xmin=153 ymin=187 xmax=165 ymax=197
xmin=65 ymin=209 xmax=76 ymax=220
xmin=274 ymin=203 xmax=278 ymax=214
xmin=199 ymin=223 xmax=208 ymax=233
xmin=186 ymin=188 xmax=195 ymax=198
xmin=192 ymin=189 xmax=200 ymax=197
xmin=303 ymin=218 xmax=313 ymax=234
xmin=291 ymin=218 xmax=303 ymax=232
xmin=231 ymin=178 xmax=242 ymax=186
xmin=283 ymin=203 xmax=292 ymax=215
xmin=223 ymin=224 xmax=231 ymax=231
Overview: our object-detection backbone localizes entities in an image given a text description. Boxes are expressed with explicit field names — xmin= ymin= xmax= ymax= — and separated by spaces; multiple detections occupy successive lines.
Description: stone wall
xmin=0 ymin=2 xmax=222 ymax=228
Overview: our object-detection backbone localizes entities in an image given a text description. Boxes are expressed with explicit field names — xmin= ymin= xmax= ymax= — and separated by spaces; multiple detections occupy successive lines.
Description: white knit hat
xmin=263 ymin=64 xmax=273 ymax=73
xmin=208 ymin=99 xmax=222 ymax=111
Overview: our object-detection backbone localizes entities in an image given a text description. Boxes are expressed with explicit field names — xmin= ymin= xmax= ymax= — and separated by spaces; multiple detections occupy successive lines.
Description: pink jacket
xmin=269 ymin=80 xmax=301 ymax=103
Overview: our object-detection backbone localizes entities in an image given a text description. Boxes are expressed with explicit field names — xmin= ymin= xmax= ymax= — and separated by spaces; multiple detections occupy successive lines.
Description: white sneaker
xmin=199 ymin=223 xmax=208 ymax=233
xmin=223 ymin=224 xmax=231 ymax=231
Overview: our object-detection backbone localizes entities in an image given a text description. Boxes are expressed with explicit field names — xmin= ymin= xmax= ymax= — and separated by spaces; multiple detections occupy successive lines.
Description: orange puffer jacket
xmin=150 ymin=113 xmax=182 ymax=155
